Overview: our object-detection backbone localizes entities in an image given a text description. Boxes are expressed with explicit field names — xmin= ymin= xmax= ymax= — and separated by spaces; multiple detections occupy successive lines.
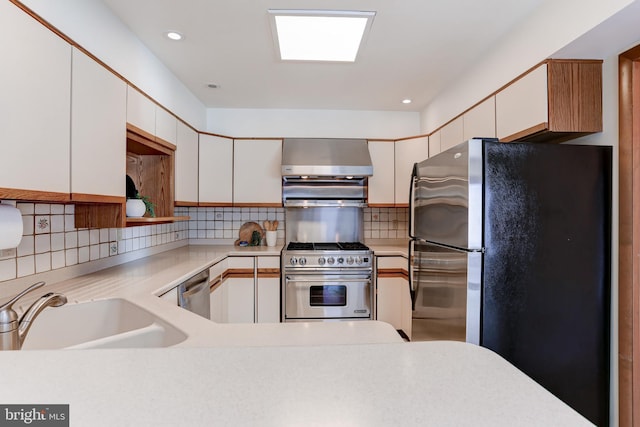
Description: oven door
xmin=284 ymin=274 xmax=372 ymax=321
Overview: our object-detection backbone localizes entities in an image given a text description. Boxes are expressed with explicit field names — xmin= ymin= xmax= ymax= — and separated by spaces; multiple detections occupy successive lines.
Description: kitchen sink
xmin=21 ymin=298 xmax=187 ymax=350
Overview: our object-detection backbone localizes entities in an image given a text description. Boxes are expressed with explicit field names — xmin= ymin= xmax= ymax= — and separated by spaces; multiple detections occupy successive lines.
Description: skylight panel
xmin=269 ymin=10 xmax=375 ymax=62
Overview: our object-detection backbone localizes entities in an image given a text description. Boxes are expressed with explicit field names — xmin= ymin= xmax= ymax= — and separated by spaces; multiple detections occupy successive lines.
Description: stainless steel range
xmin=282 ymin=242 xmax=373 ymax=322
xmin=280 ymin=138 xmax=375 ymax=322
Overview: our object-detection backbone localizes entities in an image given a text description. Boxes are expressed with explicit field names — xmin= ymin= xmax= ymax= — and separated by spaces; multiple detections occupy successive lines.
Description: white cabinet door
xmin=0 ymin=2 xmax=71 ymax=194
xmin=126 ymin=86 xmax=155 ymax=135
xmin=377 ymin=276 xmax=405 ymax=330
xmin=257 ymin=256 xmax=281 ymax=323
xmin=428 ymin=131 xmax=441 ymax=158
xmin=367 ymin=141 xmax=395 ymax=206
xmin=395 ymin=137 xmax=428 ymax=206
xmin=376 ymin=256 xmax=411 ymax=338
xmin=155 ymin=107 xmax=177 ymax=145
xmin=440 ymin=116 xmax=464 ymax=152
xmin=71 ymin=48 xmax=126 ymax=198
xmin=225 ymin=257 xmax=255 ymax=323
xmin=175 ymin=122 xmax=199 ymax=203
xmin=463 ymin=97 xmax=496 ymax=141
xmin=496 ymin=64 xmax=548 ymax=140
xmin=209 ymin=258 xmax=227 ymax=322
xmin=233 ymin=139 xmax=282 ymax=205
xmin=199 ymin=134 xmax=233 ymax=204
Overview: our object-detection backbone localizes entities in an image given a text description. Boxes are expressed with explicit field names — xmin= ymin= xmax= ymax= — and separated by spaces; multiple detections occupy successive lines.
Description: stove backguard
xmin=285 ymin=206 xmax=363 ymax=244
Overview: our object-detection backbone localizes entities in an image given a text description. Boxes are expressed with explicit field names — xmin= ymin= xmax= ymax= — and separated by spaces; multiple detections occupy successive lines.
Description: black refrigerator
xmin=408 ymin=138 xmax=611 ymax=426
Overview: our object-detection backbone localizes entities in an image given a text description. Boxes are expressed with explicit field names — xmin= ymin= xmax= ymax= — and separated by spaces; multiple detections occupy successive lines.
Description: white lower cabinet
xmin=257 ymin=256 xmax=281 ymax=323
xmin=376 ymin=256 xmax=412 ymax=339
xmin=209 ymin=256 xmax=280 ymax=323
xmin=158 ymin=287 xmax=179 ymax=306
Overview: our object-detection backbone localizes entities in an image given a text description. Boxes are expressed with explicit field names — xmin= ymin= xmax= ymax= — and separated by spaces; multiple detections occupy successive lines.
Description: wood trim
xmin=231 ymin=137 xmax=284 ymax=141
xmin=394 ymin=203 xmax=410 ymax=208
xmin=175 ymin=201 xmax=199 ymax=207
xmin=198 ymin=131 xmax=235 ymax=140
xmin=257 ymin=268 xmax=280 ymax=278
xmin=125 ymin=216 xmax=189 ymax=226
xmin=224 ymin=268 xmax=255 ymax=279
xmin=499 ymin=123 xmax=549 ymax=143
xmin=618 ymin=43 xmax=640 ymax=427
xmin=377 ymin=268 xmax=408 ymax=279
xmin=394 ymin=134 xmax=430 ymax=142
xmin=198 ymin=202 xmax=234 ymax=207
xmin=70 ymin=193 xmax=125 ymax=204
xmin=126 ymin=124 xmax=176 ymax=154
xmin=233 ymin=203 xmax=283 ymax=208
xmin=0 ymin=188 xmax=70 ymax=202
xmin=368 ymin=203 xmax=398 ymax=208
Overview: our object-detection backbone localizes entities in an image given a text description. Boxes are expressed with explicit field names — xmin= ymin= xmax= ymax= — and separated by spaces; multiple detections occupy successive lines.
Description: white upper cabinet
xmin=233 ymin=139 xmax=282 ymax=205
xmin=463 ymin=97 xmax=496 ymax=141
xmin=155 ymin=107 xmax=177 ymax=145
xmin=440 ymin=116 xmax=464 ymax=152
xmin=199 ymin=134 xmax=232 ymax=204
xmin=126 ymin=86 xmax=156 ymax=136
xmin=395 ymin=137 xmax=428 ymax=206
xmin=71 ymin=48 xmax=126 ymax=198
xmin=0 ymin=2 xmax=71 ymax=195
xmin=175 ymin=121 xmax=199 ymax=204
xmin=367 ymin=141 xmax=395 ymax=206
xmin=496 ymin=64 xmax=548 ymax=141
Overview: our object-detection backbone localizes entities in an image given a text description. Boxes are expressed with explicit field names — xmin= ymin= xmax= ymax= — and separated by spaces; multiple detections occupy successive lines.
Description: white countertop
xmin=0 ymin=242 xmax=593 ymax=425
xmin=0 ymin=341 xmax=591 ymax=426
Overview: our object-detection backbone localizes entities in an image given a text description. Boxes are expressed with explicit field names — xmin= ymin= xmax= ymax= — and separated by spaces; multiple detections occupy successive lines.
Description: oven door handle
xmin=285 ymin=276 xmax=371 ymax=284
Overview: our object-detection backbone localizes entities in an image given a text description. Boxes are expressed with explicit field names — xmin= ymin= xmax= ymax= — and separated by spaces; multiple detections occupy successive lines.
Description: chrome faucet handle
xmin=0 ymin=281 xmax=46 ymax=326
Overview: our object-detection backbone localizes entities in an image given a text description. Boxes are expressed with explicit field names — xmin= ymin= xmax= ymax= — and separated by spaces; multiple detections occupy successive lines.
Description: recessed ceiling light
xmin=268 ymin=9 xmax=376 ymax=62
xmin=402 ymin=99 xmax=412 ymax=104
xmin=165 ymin=31 xmax=183 ymax=41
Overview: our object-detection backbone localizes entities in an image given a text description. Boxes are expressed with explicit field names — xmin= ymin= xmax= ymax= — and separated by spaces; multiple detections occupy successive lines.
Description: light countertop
xmin=0 ymin=341 xmax=592 ymax=426
xmin=0 ymin=242 xmax=593 ymax=426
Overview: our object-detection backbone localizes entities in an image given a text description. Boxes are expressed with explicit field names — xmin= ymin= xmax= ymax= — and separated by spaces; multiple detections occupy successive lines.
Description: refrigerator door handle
xmin=407 ymin=239 xmax=416 ymax=310
xmin=408 ymin=163 xmax=417 ymax=239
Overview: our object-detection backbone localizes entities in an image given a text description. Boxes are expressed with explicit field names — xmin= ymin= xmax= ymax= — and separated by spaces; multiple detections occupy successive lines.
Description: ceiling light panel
xmin=269 ymin=10 xmax=375 ymax=62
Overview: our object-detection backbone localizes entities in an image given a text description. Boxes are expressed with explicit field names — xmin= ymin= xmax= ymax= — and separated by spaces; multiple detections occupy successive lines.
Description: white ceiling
xmin=101 ymin=0 xmax=544 ymax=112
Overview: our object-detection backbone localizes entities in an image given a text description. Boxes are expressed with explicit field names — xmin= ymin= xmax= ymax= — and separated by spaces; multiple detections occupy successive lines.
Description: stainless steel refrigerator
xmin=408 ymin=138 xmax=611 ymax=426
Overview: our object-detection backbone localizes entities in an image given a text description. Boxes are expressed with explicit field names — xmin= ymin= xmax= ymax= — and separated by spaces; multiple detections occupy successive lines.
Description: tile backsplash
xmin=0 ymin=204 xmax=408 ymax=284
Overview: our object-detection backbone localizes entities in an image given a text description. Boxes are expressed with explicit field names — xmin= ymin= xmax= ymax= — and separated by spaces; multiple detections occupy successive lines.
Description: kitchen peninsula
xmin=0 ymin=244 xmax=592 ymax=426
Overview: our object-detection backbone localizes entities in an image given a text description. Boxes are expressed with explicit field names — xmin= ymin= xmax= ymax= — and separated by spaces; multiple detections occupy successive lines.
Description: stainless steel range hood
xmin=281 ymin=138 xmax=373 ymax=177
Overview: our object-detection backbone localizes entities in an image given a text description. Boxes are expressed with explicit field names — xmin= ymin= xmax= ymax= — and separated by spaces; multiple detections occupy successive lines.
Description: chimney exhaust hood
xmin=281 ymin=138 xmax=373 ymax=177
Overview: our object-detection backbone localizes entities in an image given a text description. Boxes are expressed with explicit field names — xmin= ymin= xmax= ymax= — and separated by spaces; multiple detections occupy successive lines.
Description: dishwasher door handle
xmin=182 ymin=280 xmax=209 ymax=298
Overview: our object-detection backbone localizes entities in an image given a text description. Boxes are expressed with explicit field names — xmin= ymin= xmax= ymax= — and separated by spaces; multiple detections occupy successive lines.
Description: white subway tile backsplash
xmin=1 ymin=202 xmax=193 ymax=283
xmin=51 ymin=204 xmax=65 ymax=215
xmin=35 ymin=234 xmax=51 ymax=254
xmin=17 ymin=236 xmax=34 ymax=257
xmin=0 ymin=259 xmax=16 ymax=281
xmin=17 ymin=256 xmax=35 ymax=277
xmin=34 ymin=216 xmax=50 ymax=234
xmin=35 ymin=253 xmax=51 ymax=273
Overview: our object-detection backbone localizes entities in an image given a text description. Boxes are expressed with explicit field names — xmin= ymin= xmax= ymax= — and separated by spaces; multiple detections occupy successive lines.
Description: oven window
xmin=310 ymin=285 xmax=347 ymax=306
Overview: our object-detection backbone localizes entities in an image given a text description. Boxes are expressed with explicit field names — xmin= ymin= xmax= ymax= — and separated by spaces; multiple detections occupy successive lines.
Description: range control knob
xmin=337 ymin=257 xmax=344 ymax=264
xmin=327 ymin=257 xmax=335 ymax=265
xmin=346 ymin=256 xmax=354 ymax=265
xmin=290 ymin=257 xmax=298 ymax=265
xmin=318 ymin=257 xmax=326 ymax=266
xmin=299 ymin=257 xmax=307 ymax=266
xmin=355 ymin=256 xmax=362 ymax=265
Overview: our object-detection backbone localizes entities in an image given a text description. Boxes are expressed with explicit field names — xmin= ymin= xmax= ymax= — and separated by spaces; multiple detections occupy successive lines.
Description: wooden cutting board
xmin=235 ymin=221 xmax=264 ymax=246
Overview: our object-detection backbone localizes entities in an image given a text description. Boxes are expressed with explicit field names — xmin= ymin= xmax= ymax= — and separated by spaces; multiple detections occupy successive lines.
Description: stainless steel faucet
xmin=0 ymin=281 xmax=67 ymax=350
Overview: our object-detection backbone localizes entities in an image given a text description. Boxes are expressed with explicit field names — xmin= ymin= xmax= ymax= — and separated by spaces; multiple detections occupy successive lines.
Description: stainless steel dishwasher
xmin=177 ymin=270 xmax=211 ymax=319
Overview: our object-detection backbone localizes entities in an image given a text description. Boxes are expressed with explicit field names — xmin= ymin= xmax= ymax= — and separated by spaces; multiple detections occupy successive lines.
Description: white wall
xmin=420 ymin=0 xmax=637 ymax=133
xmin=207 ymin=108 xmax=421 ymax=139
xmin=19 ymin=0 xmax=207 ymax=130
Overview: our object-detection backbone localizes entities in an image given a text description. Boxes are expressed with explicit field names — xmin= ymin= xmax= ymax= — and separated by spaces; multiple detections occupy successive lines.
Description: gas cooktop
xmin=286 ymin=242 xmax=370 ymax=251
